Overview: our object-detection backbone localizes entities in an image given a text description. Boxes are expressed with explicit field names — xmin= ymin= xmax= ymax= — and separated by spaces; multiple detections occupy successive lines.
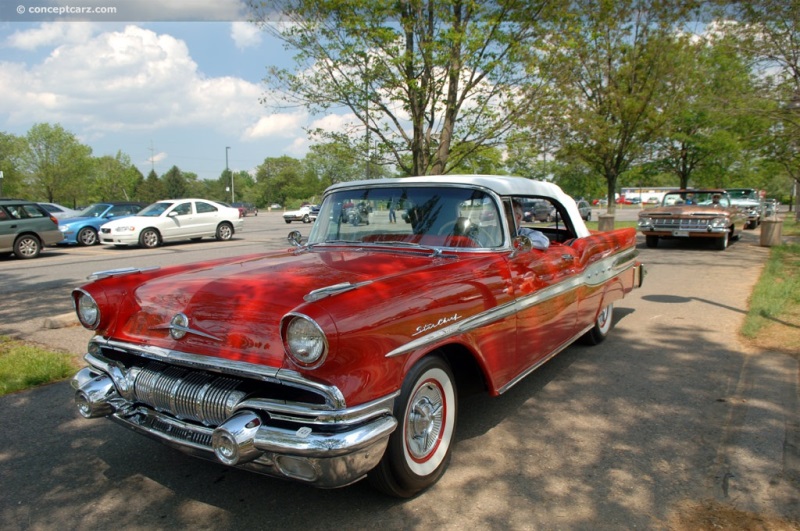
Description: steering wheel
xmin=436 ymin=220 xmax=457 ymax=235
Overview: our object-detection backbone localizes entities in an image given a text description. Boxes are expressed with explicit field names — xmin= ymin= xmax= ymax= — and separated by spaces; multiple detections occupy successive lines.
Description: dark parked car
xmin=519 ymin=199 xmax=554 ymax=222
xmin=58 ymin=202 xmax=148 ymax=246
xmin=232 ymin=202 xmax=258 ymax=217
xmin=0 ymin=199 xmax=63 ymax=258
xmin=575 ymin=199 xmax=591 ymax=221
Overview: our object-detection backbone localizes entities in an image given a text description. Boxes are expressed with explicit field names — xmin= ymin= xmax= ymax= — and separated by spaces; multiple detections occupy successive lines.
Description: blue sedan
xmin=59 ymin=202 xmax=148 ymax=246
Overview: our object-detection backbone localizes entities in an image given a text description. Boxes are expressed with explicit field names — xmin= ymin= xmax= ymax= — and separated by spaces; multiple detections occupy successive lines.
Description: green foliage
xmin=0 ymin=132 xmax=26 ymax=197
xmin=252 ymin=0 xmax=555 ymax=176
xmin=541 ymin=0 xmax=695 ymax=211
xmin=0 ymin=337 xmax=77 ymax=396
xmin=18 ymin=123 xmax=92 ymax=207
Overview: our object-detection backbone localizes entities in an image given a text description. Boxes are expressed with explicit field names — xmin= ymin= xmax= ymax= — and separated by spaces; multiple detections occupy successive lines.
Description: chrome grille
xmin=133 ymin=362 xmax=246 ymax=426
xmin=651 ymin=217 xmax=710 ymax=231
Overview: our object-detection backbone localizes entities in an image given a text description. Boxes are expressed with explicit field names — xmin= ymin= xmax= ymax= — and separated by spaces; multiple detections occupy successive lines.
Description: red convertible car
xmin=70 ymin=175 xmax=644 ymax=497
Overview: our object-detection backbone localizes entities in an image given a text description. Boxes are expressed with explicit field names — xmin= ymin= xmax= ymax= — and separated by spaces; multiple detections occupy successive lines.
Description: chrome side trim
xmin=386 ymin=247 xmax=638 ymax=358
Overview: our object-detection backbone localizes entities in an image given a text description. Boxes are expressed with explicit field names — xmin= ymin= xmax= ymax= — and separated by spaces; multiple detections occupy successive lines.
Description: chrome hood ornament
xmin=151 ymin=313 xmax=222 ymax=342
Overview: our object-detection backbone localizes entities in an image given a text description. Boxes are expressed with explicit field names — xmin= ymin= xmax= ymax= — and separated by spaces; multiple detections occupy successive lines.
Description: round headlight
xmin=75 ymin=291 xmax=100 ymax=329
xmin=709 ymin=217 xmax=727 ymax=229
xmin=284 ymin=315 xmax=327 ymax=368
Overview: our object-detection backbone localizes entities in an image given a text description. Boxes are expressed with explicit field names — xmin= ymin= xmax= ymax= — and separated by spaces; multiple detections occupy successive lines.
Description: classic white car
xmin=99 ymin=198 xmax=243 ymax=248
xmin=283 ymin=205 xmax=316 ymax=223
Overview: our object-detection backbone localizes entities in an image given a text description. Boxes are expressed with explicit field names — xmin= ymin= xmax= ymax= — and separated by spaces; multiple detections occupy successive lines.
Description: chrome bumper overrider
xmin=71 ymin=345 xmax=398 ymax=488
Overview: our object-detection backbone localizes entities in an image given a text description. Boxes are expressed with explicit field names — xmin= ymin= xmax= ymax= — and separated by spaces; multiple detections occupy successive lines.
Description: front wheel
xmin=14 ymin=235 xmax=42 ymax=259
xmin=581 ymin=303 xmax=614 ymax=345
xmin=714 ymin=230 xmax=729 ymax=251
xmin=139 ymin=228 xmax=161 ymax=248
xmin=368 ymin=356 xmax=457 ymax=498
xmin=215 ymin=222 xmax=234 ymax=241
xmin=77 ymin=227 xmax=99 ymax=246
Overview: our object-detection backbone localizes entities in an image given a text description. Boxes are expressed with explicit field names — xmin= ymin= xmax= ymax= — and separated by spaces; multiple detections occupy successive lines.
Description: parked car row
xmin=0 ymin=198 xmax=245 ymax=259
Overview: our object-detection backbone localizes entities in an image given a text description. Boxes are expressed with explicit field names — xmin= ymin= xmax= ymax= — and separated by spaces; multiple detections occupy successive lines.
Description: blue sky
xmin=0 ymin=0 xmax=347 ymax=180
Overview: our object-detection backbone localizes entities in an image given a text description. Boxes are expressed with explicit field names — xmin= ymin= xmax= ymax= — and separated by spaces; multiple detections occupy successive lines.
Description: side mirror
xmin=287 ymin=230 xmax=304 ymax=247
xmin=511 ymin=235 xmax=532 ymax=257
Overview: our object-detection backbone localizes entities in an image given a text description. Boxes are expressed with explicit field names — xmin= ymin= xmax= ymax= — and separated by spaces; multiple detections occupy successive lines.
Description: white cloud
xmin=243 ymin=112 xmax=307 ymax=139
xmin=5 ymin=21 xmax=96 ymax=50
xmin=230 ymin=21 xmax=262 ymax=50
xmin=0 ymin=24 xmax=273 ymax=139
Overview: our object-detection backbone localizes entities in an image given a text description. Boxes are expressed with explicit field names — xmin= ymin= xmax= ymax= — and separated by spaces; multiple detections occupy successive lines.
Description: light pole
xmin=226 ymin=146 xmax=233 ymax=203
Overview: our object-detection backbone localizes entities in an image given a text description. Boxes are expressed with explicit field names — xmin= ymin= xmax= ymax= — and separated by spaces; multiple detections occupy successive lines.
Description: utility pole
xmin=226 ymin=146 xmax=233 ymax=203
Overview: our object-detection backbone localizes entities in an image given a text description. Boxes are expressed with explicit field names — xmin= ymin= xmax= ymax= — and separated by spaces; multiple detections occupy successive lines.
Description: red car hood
xmin=98 ymin=249 xmax=464 ymax=367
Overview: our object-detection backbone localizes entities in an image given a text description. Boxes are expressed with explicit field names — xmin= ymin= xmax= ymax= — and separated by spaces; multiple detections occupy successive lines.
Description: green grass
xmin=0 ymin=336 xmax=78 ymax=396
xmin=741 ymin=217 xmax=800 ymax=340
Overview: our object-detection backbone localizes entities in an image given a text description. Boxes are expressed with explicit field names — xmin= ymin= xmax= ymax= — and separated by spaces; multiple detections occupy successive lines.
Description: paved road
xmin=1 ymin=216 xmax=798 ymax=529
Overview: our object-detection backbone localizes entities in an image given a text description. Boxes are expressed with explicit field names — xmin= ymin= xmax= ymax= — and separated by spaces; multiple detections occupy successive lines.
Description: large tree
xmin=653 ymin=33 xmax=766 ymax=189
xmin=92 ymin=151 xmax=143 ymax=202
xmin=537 ymin=0 xmax=697 ymax=213
xmin=18 ymin=123 xmax=92 ymax=206
xmin=726 ymin=0 xmax=800 ymax=215
xmin=0 ymin=132 xmax=24 ymax=197
xmin=250 ymin=0 xmax=555 ymax=176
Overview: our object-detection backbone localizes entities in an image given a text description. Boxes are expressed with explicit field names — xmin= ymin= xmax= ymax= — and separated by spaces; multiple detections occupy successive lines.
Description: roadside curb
xmin=43 ymin=312 xmax=77 ymax=329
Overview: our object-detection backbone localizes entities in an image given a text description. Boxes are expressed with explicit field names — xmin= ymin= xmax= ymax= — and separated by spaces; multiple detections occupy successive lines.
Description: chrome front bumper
xmin=71 ymin=350 xmax=398 ymax=488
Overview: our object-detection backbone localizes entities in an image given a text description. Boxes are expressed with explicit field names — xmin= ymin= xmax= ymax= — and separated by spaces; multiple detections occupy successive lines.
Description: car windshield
xmin=662 ymin=192 xmax=729 ymax=207
xmin=727 ymin=189 xmax=757 ymax=200
xmin=138 ymin=202 xmax=173 ymax=217
xmin=77 ymin=204 xmax=111 ymax=217
xmin=308 ymin=185 xmax=504 ymax=249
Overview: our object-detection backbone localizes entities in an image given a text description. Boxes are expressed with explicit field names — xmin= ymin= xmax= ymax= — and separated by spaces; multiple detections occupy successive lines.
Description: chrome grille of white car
xmin=133 ymin=362 xmax=247 ymax=426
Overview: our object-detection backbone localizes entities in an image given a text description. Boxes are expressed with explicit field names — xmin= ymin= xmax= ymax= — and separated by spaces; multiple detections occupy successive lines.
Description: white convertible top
xmin=326 ymin=174 xmax=590 ymax=237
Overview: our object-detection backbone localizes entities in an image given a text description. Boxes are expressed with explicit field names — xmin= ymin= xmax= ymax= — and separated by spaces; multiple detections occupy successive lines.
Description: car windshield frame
xmin=661 ymin=192 xmax=730 ymax=207
xmin=77 ymin=203 xmax=112 ymax=218
xmin=307 ymin=185 xmax=506 ymax=250
xmin=137 ymin=202 xmax=174 ymax=217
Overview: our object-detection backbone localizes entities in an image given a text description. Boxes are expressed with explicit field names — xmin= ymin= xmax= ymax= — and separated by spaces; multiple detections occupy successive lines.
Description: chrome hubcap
xmin=406 ymin=382 xmax=444 ymax=460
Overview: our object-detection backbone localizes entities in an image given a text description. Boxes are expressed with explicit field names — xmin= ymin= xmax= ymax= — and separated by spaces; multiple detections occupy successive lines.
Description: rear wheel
xmin=139 ymin=228 xmax=161 ymax=248
xmin=216 ymin=222 xmax=234 ymax=241
xmin=581 ymin=303 xmax=613 ymax=345
xmin=77 ymin=227 xmax=98 ymax=246
xmin=645 ymin=235 xmax=658 ymax=248
xmin=13 ymin=235 xmax=42 ymax=259
xmin=369 ymin=356 xmax=457 ymax=498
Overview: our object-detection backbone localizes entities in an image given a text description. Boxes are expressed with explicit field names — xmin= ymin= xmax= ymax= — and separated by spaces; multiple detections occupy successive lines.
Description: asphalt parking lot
xmin=0 ymin=211 xmax=798 ymax=529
